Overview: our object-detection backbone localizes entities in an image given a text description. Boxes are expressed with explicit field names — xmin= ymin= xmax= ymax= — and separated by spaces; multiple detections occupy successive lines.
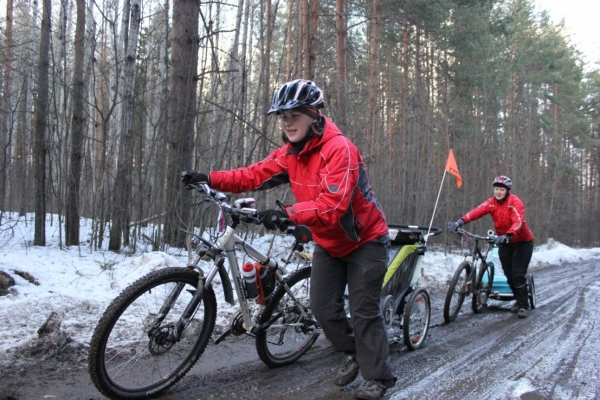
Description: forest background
xmin=0 ymin=0 xmax=599 ymax=253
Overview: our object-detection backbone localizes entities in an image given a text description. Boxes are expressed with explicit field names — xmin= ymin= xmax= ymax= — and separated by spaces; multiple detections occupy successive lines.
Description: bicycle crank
xmin=215 ymin=312 xmax=249 ymax=345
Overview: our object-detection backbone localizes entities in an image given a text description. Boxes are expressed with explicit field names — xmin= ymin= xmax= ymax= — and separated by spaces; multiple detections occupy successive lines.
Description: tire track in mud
xmin=160 ymin=261 xmax=600 ymax=400
xmin=157 ymin=261 xmax=600 ymax=400
xmin=386 ymin=261 xmax=600 ymax=400
xmin=1 ymin=261 xmax=599 ymax=400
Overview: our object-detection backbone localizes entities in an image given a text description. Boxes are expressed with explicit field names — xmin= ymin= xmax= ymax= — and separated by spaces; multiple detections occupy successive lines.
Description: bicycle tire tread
xmin=88 ymin=267 xmax=216 ymax=400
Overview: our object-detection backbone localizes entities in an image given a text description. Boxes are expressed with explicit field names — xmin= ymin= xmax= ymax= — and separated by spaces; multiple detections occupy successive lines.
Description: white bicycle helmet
xmin=267 ymin=79 xmax=325 ymax=115
xmin=492 ymin=175 xmax=512 ymax=190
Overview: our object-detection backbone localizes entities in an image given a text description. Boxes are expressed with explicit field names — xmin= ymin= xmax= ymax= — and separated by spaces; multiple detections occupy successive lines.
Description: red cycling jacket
xmin=461 ymin=193 xmax=534 ymax=243
xmin=209 ymin=115 xmax=389 ymax=258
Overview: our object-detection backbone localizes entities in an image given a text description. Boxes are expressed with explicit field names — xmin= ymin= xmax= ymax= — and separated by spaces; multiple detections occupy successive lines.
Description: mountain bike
xmin=88 ymin=182 xmax=320 ymax=399
xmin=443 ymin=228 xmax=496 ymax=323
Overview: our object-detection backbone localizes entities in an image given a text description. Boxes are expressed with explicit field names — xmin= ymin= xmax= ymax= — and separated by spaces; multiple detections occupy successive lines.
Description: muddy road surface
xmin=1 ymin=260 xmax=599 ymax=400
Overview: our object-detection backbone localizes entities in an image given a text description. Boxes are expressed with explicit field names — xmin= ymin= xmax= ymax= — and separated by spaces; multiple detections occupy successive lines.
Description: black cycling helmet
xmin=492 ymin=175 xmax=512 ymax=190
xmin=267 ymin=79 xmax=325 ymax=115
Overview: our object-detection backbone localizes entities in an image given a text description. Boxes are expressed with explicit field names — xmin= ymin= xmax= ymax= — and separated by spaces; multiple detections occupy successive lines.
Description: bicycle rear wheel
xmin=403 ymin=288 xmax=430 ymax=350
xmin=88 ymin=267 xmax=217 ymax=399
xmin=443 ymin=261 xmax=471 ymax=323
xmin=472 ymin=261 xmax=493 ymax=313
xmin=255 ymin=266 xmax=320 ymax=367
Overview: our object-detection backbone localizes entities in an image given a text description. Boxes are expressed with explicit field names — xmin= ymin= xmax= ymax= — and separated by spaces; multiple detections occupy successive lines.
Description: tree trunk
xmin=54 ymin=0 xmax=71 ymax=244
xmin=366 ymin=0 xmax=381 ymax=154
xmin=308 ymin=0 xmax=318 ymax=78
xmin=109 ymin=0 xmax=142 ymax=251
xmin=0 ymin=0 xmax=14 ymax=213
xmin=285 ymin=0 xmax=293 ymax=79
xmin=80 ymin=0 xmax=96 ymax=220
xmin=65 ymin=0 xmax=86 ymax=246
xmin=16 ymin=0 xmax=38 ymax=216
xmin=163 ymin=0 xmax=199 ymax=247
xmin=33 ymin=0 xmax=52 ymax=246
xmin=229 ymin=0 xmax=244 ymax=166
xmin=264 ymin=0 xmax=273 ymax=116
xmin=300 ymin=0 xmax=309 ymax=77
xmin=335 ymin=0 xmax=347 ymax=134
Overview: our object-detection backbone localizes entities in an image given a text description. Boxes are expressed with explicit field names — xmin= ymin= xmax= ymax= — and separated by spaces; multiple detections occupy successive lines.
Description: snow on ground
xmin=0 ymin=213 xmax=598 ymax=357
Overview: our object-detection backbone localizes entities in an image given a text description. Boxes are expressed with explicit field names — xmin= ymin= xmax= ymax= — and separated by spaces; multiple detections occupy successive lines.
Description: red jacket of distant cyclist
xmin=461 ymin=193 xmax=534 ymax=243
xmin=209 ymin=116 xmax=389 ymax=258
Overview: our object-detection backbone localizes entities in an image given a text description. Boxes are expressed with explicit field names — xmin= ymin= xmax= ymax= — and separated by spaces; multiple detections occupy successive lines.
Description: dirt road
xmin=1 ymin=260 xmax=599 ymax=400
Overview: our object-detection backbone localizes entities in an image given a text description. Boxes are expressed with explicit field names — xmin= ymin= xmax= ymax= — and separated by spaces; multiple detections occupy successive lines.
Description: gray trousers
xmin=310 ymin=234 xmax=395 ymax=381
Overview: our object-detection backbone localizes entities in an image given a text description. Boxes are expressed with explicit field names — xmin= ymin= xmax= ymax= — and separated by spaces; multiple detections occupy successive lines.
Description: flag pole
xmin=425 ymin=169 xmax=447 ymax=245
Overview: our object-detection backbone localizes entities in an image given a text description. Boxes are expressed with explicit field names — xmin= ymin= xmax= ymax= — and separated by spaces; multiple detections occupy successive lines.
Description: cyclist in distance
xmin=181 ymin=79 xmax=396 ymax=399
xmin=448 ymin=176 xmax=535 ymax=318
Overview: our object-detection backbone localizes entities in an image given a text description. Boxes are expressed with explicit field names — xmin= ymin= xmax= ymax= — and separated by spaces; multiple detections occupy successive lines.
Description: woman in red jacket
xmin=182 ymin=79 xmax=395 ymax=400
xmin=448 ymin=176 xmax=535 ymax=318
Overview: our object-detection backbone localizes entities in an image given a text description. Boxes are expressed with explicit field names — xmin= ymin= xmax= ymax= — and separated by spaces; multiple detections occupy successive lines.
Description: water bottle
xmin=241 ymin=262 xmax=259 ymax=300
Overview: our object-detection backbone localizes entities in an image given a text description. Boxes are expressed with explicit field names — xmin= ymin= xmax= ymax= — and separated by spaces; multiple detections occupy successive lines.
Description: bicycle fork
xmin=147 ymin=266 xmax=207 ymax=345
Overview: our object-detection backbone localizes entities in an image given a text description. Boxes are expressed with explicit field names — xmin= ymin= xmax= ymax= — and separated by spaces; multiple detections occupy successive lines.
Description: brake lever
xmin=269 ymin=216 xmax=293 ymax=232
xmin=240 ymin=210 xmax=261 ymax=225
xmin=276 ymin=200 xmax=286 ymax=210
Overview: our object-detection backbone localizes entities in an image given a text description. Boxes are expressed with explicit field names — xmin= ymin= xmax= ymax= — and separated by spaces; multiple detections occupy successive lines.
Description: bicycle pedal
xmin=214 ymin=330 xmax=231 ymax=345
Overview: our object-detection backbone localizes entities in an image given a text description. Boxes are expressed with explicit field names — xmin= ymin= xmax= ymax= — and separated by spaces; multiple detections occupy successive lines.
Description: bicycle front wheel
xmin=88 ymin=267 xmax=217 ymax=399
xmin=403 ymin=288 xmax=430 ymax=350
xmin=443 ymin=261 xmax=471 ymax=323
xmin=472 ymin=261 xmax=494 ymax=313
xmin=255 ymin=266 xmax=320 ymax=367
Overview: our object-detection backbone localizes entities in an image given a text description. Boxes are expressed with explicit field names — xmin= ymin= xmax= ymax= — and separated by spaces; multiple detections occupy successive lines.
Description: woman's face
xmin=279 ymin=110 xmax=317 ymax=143
xmin=494 ymin=186 xmax=508 ymax=200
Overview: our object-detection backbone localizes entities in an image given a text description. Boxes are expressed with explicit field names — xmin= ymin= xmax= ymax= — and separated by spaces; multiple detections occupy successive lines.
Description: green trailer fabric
xmin=382 ymin=244 xmax=420 ymax=288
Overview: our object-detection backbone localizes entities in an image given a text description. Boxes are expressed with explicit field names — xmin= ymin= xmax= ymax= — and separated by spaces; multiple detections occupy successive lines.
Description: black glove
xmin=494 ymin=234 xmax=511 ymax=245
xmin=259 ymin=209 xmax=289 ymax=231
xmin=181 ymin=171 xmax=209 ymax=185
xmin=448 ymin=219 xmax=465 ymax=233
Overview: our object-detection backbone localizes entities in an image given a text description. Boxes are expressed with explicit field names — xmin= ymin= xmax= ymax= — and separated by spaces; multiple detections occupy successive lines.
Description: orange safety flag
xmin=445 ymin=149 xmax=463 ymax=187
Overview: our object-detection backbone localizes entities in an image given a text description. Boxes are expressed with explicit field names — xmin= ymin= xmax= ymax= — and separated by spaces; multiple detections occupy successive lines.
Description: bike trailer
xmin=484 ymin=247 xmax=513 ymax=298
xmin=382 ymin=226 xmax=424 ymax=298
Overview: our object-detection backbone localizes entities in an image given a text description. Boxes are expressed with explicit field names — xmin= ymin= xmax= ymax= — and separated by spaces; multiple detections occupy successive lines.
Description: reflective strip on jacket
xmin=461 ymin=193 xmax=534 ymax=243
xmin=209 ymin=116 xmax=388 ymax=258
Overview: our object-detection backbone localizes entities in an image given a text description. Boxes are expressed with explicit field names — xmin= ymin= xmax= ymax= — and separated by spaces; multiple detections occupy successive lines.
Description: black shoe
xmin=354 ymin=379 xmax=392 ymax=400
xmin=334 ymin=354 xmax=359 ymax=387
xmin=518 ymin=308 xmax=529 ymax=318
xmin=510 ymin=303 xmax=519 ymax=313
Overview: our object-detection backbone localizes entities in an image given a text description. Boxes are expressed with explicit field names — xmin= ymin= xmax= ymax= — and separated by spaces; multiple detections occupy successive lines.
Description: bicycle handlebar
xmin=455 ymin=227 xmax=497 ymax=243
xmin=186 ymin=182 xmax=262 ymax=224
xmin=185 ymin=182 xmax=297 ymax=231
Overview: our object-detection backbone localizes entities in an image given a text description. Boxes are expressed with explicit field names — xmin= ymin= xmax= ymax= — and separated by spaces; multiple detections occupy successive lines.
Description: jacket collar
xmin=495 ymin=192 xmax=511 ymax=204
xmin=286 ymin=115 xmax=340 ymax=155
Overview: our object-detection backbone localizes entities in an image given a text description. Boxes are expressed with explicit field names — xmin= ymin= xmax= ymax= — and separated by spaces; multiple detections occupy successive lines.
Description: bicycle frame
xmin=175 ymin=183 xmax=312 ymax=338
xmin=458 ymin=228 xmax=496 ymax=287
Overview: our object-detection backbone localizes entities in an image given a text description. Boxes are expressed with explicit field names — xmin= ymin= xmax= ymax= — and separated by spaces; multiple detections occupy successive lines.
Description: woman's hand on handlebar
xmin=447 ymin=219 xmax=464 ymax=234
xmin=258 ymin=209 xmax=290 ymax=231
xmin=181 ymin=171 xmax=209 ymax=185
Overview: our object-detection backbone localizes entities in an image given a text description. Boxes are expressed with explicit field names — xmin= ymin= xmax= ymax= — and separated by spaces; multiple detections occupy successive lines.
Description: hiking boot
xmin=510 ymin=303 xmax=519 ymax=313
xmin=354 ymin=379 xmax=394 ymax=400
xmin=518 ymin=308 xmax=529 ymax=318
xmin=334 ymin=354 xmax=359 ymax=387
